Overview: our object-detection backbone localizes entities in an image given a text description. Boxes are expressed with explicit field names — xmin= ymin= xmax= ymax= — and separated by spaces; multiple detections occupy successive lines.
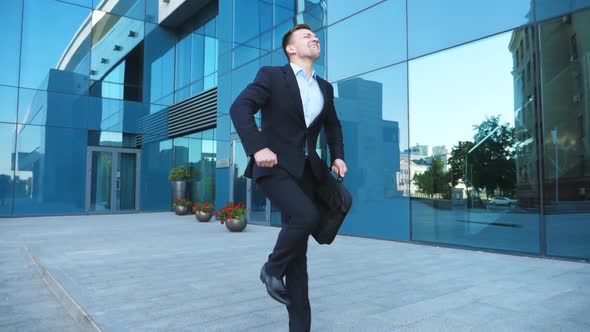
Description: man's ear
xmin=286 ymin=45 xmax=296 ymax=55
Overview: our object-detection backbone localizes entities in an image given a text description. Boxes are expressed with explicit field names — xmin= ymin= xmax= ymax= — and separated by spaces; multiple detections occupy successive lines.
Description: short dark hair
xmin=281 ymin=24 xmax=313 ymax=60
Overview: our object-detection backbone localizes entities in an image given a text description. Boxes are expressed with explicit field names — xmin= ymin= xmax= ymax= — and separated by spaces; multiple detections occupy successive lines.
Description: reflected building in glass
xmin=0 ymin=0 xmax=589 ymax=261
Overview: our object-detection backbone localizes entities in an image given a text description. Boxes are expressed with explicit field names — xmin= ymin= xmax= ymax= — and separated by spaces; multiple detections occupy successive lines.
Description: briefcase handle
xmin=327 ymin=167 xmax=344 ymax=183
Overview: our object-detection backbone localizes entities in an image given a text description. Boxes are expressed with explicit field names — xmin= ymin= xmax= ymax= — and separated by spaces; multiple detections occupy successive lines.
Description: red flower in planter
xmin=215 ymin=201 xmax=247 ymax=221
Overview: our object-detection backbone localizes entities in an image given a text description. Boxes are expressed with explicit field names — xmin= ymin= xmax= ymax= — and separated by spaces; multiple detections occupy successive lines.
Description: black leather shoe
xmin=260 ymin=263 xmax=290 ymax=305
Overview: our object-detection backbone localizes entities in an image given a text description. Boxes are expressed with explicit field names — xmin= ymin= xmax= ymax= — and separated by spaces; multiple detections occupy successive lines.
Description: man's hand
xmin=254 ymin=148 xmax=278 ymax=167
xmin=331 ymin=159 xmax=347 ymax=177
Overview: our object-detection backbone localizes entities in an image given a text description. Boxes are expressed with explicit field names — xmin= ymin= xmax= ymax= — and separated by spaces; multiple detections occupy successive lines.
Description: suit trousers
xmin=256 ymin=160 xmax=319 ymax=332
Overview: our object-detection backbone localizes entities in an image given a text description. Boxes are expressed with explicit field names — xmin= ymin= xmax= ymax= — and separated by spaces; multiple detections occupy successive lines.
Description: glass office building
xmin=1 ymin=0 xmax=589 ymax=261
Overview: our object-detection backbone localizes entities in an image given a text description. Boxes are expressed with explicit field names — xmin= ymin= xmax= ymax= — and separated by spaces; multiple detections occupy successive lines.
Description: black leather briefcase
xmin=312 ymin=169 xmax=352 ymax=245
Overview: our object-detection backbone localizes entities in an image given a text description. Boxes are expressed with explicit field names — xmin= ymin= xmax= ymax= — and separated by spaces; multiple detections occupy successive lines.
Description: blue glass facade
xmin=0 ymin=0 xmax=589 ymax=261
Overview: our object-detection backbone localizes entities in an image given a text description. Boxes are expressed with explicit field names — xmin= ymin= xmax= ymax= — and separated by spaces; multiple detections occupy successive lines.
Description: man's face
xmin=287 ymin=28 xmax=320 ymax=61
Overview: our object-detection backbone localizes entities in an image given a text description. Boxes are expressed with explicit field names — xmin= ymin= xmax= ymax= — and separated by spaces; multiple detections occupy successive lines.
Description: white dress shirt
xmin=290 ymin=63 xmax=324 ymax=128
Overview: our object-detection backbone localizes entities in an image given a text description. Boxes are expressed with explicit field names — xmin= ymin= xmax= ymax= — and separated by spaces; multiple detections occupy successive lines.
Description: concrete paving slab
xmin=0 ymin=212 xmax=589 ymax=331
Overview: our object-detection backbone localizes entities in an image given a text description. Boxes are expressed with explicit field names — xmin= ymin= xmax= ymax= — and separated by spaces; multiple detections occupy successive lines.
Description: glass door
xmin=86 ymin=147 xmax=140 ymax=214
xmin=88 ymin=151 xmax=113 ymax=213
xmin=230 ymin=134 xmax=270 ymax=225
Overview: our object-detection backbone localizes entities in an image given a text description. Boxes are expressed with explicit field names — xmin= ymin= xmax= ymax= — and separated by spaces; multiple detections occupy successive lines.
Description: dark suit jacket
xmin=230 ymin=64 xmax=344 ymax=181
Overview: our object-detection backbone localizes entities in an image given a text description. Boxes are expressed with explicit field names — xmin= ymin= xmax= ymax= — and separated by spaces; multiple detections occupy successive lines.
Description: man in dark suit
xmin=230 ymin=24 xmax=347 ymax=331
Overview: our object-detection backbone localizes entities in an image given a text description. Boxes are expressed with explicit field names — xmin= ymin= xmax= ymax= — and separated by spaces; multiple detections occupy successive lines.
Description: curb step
xmin=26 ymin=247 xmax=103 ymax=332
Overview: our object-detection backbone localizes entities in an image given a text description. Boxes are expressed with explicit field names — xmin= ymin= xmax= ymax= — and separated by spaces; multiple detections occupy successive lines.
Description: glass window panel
xmin=231 ymin=59 xmax=264 ymax=102
xmin=203 ymin=74 xmax=217 ymax=91
xmin=61 ymin=0 xmax=92 ymax=8
xmin=144 ymin=23 xmax=175 ymax=105
xmin=186 ymin=137 xmax=216 ymax=204
xmin=409 ymin=30 xmax=541 ymax=254
xmin=275 ymin=0 xmax=295 ymax=12
xmin=176 ymin=33 xmax=192 ymax=91
xmin=233 ymin=43 xmax=264 ymax=69
xmin=539 ymin=10 xmax=590 ymax=260
xmin=334 ymin=63 xmax=410 ymax=240
xmin=93 ymin=0 xmax=145 ymax=21
xmin=87 ymin=130 xmax=138 ymax=148
xmin=188 ymin=137 xmax=202 ymax=203
xmin=301 ymin=2 xmax=326 ymax=31
xmin=140 ymin=137 xmax=173 ymax=211
xmin=190 ymin=33 xmax=205 ymax=84
xmin=91 ymin=11 xmax=144 ymax=88
xmin=14 ymin=125 xmax=87 ymax=215
xmin=0 ymin=86 xmax=18 ymax=124
xmin=217 ymin=0 xmax=233 ymax=53
xmin=205 ymin=36 xmax=219 ymax=76
xmin=234 ymin=1 xmax=272 ymax=45
xmin=89 ymin=97 xmax=143 ymax=133
xmin=408 ymin=0 xmax=533 ymax=59
xmin=145 ymin=0 xmax=158 ymax=23
xmin=204 ymin=17 xmax=217 ymax=38
xmin=21 ymin=0 xmax=91 ymax=94
xmin=175 ymin=85 xmax=192 ymax=104
xmin=274 ymin=2 xmax=295 ymax=28
xmin=216 ymin=74 xmax=231 ymax=116
xmin=0 ymin=1 xmax=23 ymax=87
xmin=537 ymin=0 xmax=590 ymax=21
xmin=216 ymin=115 xmax=230 ymax=142
xmin=273 ymin=20 xmax=295 ymax=53
xmin=326 ymin=0 xmax=381 ymax=25
xmin=0 ymin=123 xmax=16 ymax=216
xmin=327 ymin=0 xmax=406 ymax=82
xmin=18 ymin=88 xmax=88 ymax=129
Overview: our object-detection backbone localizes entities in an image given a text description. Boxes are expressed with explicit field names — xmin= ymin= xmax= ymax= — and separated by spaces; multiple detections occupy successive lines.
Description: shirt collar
xmin=290 ymin=62 xmax=316 ymax=80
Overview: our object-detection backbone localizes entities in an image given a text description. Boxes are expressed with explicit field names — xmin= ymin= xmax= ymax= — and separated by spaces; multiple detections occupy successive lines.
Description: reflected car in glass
xmin=489 ymin=196 xmax=517 ymax=206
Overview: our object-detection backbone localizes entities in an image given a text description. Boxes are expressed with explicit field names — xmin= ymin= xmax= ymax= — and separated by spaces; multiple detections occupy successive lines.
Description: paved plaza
xmin=1 ymin=213 xmax=589 ymax=331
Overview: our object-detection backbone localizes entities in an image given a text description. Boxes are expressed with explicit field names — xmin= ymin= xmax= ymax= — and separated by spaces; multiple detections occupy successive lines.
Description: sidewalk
xmin=1 ymin=213 xmax=589 ymax=331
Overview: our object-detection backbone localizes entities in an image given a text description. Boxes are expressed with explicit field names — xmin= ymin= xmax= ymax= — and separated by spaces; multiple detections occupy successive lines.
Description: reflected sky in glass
xmin=0 ymin=86 xmax=18 ymax=124
xmin=326 ymin=0 xmax=381 ymax=25
xmin=20 ymin=1 xmax=91 ymax=92
xmin=0 ymin=123 xmax=16 ymax=177
xmin=327 ymin=0 xmax=406 ymax=82
xmin=536 ymin=0 xmax=590 ymax=21
xmin=408 ymin=0 xmax=532 ymax=58
xmin=0 ymin=1 xmax=22 ymax=87
xmin=409 ymin=32 xmax=516 ymax=149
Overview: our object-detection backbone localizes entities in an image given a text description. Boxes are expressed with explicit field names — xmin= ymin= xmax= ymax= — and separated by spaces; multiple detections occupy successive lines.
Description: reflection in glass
xmin=231 ymin=138 xmax=267 ymax=224
xmin=117 ymin=152 xmax=137 ymax=211
xmin=88 ymin=97 xmax=142 ymax=134
xmin=144 ymin=23 xmax=175 ymax=105
xmin=0 ymin=1 xmax=23 ymax=86
xmin=89 ymin=151 xmax=113 ymax=212
xmin=140 ymin=137 xmax=173 ymax=211
xmin=92 ymin=0 xmax=145 ymax=21
xmin=539 ymin=10 xmax=590 ymax=259
xmin=333 ymin=64 xmax=409 ymax=240
xmin=327 ymin=0 xmax=406 ymax=82
xmin=91 ymin=11 xmax=144 ymax=97
xmin=409 ymin=30 xmax=540 ymax=254
xmin=18 ymin=88 xmax=88 ymax=129
xmin=231 ymin=138 xmax=248 ymax=209
xmin=21 ymin=0 xmax=91 ymax=94
xmin=0 ymin=123 xmax=16 ymax=216
xmin=0 ymin=86 xmax=18 ymax=124
xmin=233 ymin=0 xmax=272 ymax=46
xmin=407 ymin=0 xmax=533 ymax=59
xmin=536 ymin=0 xmax=590 ymax=21
xmin=326 ymin=0 xmax=381 ymax=25
xmin=14 ymin=125 xmax=87 ymax=215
